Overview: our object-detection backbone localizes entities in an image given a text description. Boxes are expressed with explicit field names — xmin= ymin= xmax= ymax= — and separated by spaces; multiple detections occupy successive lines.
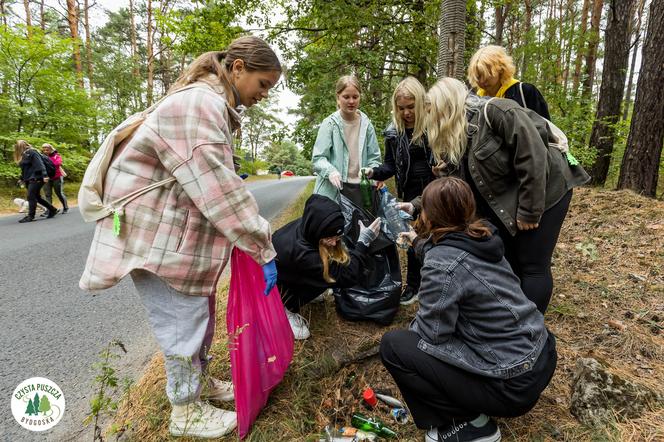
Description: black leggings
xmin=43 ymin=177 xmax=68 ymax=209
xmin=26 ymin=181 xmax=56 ymax=219
xmin=493 ymin=191 xmax=573 ymax=314
xmin=402 ymin=178 xmax=433 ymax=290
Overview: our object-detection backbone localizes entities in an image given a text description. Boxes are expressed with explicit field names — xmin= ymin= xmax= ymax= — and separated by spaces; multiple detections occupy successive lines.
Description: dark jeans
xmin=26 ymin=181 xmax=56 ymax=219
xmin=489 ymin=190 xmax=573 ymax=314
xmin=278 ymin=282 xmax=326 ymax=313
xmin=403 ymin=177 xmax=432 ymax=290
xmin=43 ymin=177 xmax=68 ymax=209
xmin=380 ymin=329 xmax=557 ymax=429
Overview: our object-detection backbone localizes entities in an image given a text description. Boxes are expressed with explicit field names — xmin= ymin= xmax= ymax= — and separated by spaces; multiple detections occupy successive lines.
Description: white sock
xmin=470 ymin=414 xmax=489 ymax=427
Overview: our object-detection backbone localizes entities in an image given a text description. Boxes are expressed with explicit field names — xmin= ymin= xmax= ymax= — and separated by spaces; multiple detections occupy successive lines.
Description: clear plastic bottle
xmin=378 ymin=187 xmax=411 ymax=243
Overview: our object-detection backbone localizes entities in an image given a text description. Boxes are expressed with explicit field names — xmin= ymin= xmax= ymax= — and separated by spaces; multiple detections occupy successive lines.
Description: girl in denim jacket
xmin=381 ymin=177 xmax=557 ymax=442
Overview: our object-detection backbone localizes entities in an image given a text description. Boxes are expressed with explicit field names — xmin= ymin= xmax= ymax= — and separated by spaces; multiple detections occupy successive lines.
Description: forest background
xmin=0 ymin=0 xmax=662 ymax=198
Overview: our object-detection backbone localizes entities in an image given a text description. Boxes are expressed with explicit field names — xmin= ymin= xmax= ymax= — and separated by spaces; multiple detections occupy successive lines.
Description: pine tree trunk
xmin=494 ymin=1 xmax=511 ymax=45
xmin=582 ymin=0 xmax=604 ymax=98
xmin=23 ymin=0 xmax=31 ymax=36
xmin=572 ymin=0 xmax=590 ymax=92
xmin=589 ymin=0 xmax=636 ymax=185
xmin=437 ymin=0 xmax=466 ymax=80
xmin=617 ymin=0 xmax=664 ymax=197
xmin=129 ymin=0 xmax=139 ymax=78
xmin=66 ymin=0 xmax=84 ymax=87
xmin=1 ymin=1 xmax=7 ymax=29
xmin=84 ymin=0 xmax=93 ymax=89
xmin=622 ymin=0 xmax=646 ymax=120
xmin=520 ymin=0 xmax=533 ymax=77
xmin=39 ymin=0 xmax=45 ymax=30
xmin=146 ymin=0 xmax=154 ymax=106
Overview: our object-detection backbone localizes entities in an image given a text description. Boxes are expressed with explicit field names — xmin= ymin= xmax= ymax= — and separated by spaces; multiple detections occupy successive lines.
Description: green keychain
xmin=113 ymin=209 xmax=122 ymax=236
xmin=566 ymin=151 xmax=579 ymax=166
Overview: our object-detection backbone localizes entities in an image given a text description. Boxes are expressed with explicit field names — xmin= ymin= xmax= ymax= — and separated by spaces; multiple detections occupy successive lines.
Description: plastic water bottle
xmin=379 ymin=187 xmax=411 ymax=243
xmin=351 ymin=414 xmax=397 ymax=438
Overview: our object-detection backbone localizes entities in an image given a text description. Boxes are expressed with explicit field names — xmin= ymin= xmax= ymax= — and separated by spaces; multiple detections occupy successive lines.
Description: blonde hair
xmin=336 ymin=75 xmax=362 ymax=95
xmin=42 ymin=143 xmax=54 ymax=151
xmin=318 ymin=240 xmax=350 ymax=283
xmin=392 ymin=76 xmax=426 ymax=145
xmin=425 ymin=78 xmax=469 ymax=166
xmin=14 ymin=140 xmax=33 ymax=163
xmin=170 ymin=35 xmax=282 ymax=107
xmin=467 ymin=45 xmax=516 ymax=90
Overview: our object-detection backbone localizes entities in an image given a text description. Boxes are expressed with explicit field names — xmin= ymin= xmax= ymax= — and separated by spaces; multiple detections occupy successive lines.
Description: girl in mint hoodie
xmin=312 ymin=75 xmax=381 ymax=205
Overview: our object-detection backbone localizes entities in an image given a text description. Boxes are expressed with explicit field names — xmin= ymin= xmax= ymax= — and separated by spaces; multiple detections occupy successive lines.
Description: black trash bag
xmin=335 ymin=194 xmax=402 ymax=325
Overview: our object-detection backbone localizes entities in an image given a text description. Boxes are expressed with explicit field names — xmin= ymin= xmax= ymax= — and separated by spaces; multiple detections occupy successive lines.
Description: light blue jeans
xmin=131 ymin=270 xmax=216 ymax=405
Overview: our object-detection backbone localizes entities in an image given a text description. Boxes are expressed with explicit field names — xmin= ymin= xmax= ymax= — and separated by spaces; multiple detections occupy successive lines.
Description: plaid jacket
xmin=80 ymin=80 xmax=276 ymax=296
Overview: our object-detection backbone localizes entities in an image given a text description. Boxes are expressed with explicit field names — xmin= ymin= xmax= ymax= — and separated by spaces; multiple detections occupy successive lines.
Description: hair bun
xmin=218 ymin=51 xmax=227 ymax=59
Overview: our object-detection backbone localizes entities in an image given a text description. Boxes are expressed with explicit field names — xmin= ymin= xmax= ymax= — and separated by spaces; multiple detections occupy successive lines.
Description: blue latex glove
xmin=239 ymin=173 xmax=249 ymax=180
xmin=262 ymin=260 xmax=278 ymax=295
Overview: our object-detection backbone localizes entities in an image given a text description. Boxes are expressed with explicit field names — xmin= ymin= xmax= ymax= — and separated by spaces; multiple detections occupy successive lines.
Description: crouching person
xmin=273 ymin=194 xmax=381 ymax=339
xmin=380 ymin=177 xmax=557 ymax=442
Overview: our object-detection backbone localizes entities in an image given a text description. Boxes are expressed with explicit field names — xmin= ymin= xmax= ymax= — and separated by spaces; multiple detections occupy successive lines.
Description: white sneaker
xmin=201 ymin=377 xmax=234 ymax=402
xmin=285 ymin=309 xmax=310 ymax=340
xmin=169 ymin=400 xmax=236 ymax=438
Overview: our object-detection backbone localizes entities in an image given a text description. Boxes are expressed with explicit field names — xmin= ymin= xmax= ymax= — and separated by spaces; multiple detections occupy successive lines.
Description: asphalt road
xmin=0 ymin=176 xmax=313 ymax=442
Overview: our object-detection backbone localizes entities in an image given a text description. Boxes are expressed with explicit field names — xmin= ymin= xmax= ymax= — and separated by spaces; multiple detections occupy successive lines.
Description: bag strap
xmin=519 ymin=82 xmax=528 ymax=110
xmin=482 ymin=97 xmax=497 ymax=131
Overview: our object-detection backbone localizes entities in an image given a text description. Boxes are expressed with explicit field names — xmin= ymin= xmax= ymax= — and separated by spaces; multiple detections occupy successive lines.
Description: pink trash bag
xmin=227 ymin=248 xmax=294 ymax=439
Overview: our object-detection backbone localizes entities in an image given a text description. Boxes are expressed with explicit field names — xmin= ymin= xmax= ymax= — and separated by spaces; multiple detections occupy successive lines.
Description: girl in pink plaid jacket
xmin=80 ymin=36 xmax=282 ymax=439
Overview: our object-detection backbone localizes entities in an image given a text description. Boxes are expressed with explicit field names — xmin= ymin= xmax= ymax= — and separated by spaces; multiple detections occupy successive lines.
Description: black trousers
xmin=489 ymin=191 xmax=573 ymax=314
xmin=402 ymin=177 xmax=433 ymax=290
xmin=380 ymin=329 xmax=557 ymax=429
xmin=278 ymin=282 xmax=326 ymax=313
xmin=26 ymin=181 xmax=56 ymax=219
xmin=43 ymin=177 xmax=68 ymax=209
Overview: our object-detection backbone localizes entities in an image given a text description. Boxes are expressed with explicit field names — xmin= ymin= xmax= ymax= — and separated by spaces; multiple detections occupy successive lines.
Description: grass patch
xmin=112 ymin=186 xmax=664 ymax=441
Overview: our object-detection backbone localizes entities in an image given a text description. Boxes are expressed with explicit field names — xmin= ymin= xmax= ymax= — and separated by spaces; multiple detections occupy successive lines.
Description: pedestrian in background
xmin=14 ymin=140 xmax=58 ymax=223
xmin=41 ymin=143 xmax=69 ymax=214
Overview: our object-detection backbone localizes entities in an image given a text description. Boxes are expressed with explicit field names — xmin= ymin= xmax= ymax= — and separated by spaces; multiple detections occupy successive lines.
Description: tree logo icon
xmin=11 ymin=377 xmax=66 ymax=432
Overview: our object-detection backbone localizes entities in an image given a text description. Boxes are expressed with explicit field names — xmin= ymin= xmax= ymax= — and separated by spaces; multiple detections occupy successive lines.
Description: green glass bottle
xmin=351 ymin=414 xmax=397 ymax=438
xmin=360 ymin=170 xmax=372 ymax=211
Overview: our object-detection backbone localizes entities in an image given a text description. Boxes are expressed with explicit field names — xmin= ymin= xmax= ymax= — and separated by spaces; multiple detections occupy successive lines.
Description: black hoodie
xmin=273 ymin=195 xmax=371 ymax=290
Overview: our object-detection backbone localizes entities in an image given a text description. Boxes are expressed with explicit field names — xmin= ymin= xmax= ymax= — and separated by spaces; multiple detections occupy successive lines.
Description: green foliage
xmin=263 ymin=140 xmax=311 ymax=176
xmin=85 ymin=339 xmax=132 ymax=442
xmin=269 ymin=0 xmax=441 ymax=157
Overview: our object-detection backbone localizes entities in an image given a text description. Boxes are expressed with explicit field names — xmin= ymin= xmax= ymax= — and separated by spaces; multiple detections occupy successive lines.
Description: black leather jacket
xmin=371 ymin=124 xmax=435 ymax=199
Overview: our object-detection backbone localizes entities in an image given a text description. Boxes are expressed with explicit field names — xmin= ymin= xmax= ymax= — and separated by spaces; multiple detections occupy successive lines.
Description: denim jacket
xmin=410 ymin=227 xmax=548 ymax=379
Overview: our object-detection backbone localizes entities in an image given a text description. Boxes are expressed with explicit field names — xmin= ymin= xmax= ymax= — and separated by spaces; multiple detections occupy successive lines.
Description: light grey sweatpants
xmin=131 ymin=269 xmax=216 ymax=405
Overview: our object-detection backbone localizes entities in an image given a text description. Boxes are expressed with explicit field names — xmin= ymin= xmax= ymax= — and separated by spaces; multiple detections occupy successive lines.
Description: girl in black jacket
xmin=468 ymin=45 xmax=550 ymax=120
xmin=366 ymin=77 xmax=436 ymax=305
xmin=14 ymin=140 xmax=58 ymax=223
xmin=273 ymin=194 xmax=380 ymax=339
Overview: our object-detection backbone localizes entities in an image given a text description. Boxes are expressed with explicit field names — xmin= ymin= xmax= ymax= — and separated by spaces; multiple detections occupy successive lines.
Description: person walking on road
xmin=14 ymin=140 xmax=58 ymax=223
xmin=41 ymin=143 xmax=69 ymax=214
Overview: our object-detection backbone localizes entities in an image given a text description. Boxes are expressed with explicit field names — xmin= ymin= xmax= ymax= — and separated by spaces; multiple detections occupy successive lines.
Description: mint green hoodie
xmin=312 ymin=110 xmax=382 ymax=201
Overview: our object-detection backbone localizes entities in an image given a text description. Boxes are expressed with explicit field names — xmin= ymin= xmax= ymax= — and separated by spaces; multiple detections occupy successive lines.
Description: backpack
xmin=483 ymin=89 xmax=579 ymax=166
xmin=77 ymin=84 xmax=210 ymax=230
xmin=39 ymin=153 xmax=57 ymax=178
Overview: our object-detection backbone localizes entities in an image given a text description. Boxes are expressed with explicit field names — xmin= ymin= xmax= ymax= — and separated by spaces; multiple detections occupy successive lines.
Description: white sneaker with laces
xmin=202 ymin=377 xmax=234 ymax=402
xmin=285 ymin=309 xmax=310 ymax=340
xmin=169 ymin=400 xmax=236 ymax=438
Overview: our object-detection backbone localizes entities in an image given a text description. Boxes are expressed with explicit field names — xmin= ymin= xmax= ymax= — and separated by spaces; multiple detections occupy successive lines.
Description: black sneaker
xmin=47 ymin=208 xmax=59 ymax=218
xmin=62 ymin=208 xmax=69 ymax=214
xmin=40 ymin=212 xmax=48 ymax=217
xmin=400 ymin=285 xmax=419 ymax=305
xmin=425 ymin=417 xmax=501 ymax=442
xmin=18 ymin=216 xmax=34 ymax=223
